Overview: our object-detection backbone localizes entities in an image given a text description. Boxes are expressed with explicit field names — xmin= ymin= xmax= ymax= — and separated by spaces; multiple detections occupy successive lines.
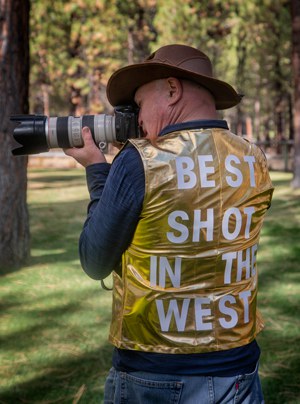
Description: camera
xmin=10 ymin=105 xmax=140 ymax=156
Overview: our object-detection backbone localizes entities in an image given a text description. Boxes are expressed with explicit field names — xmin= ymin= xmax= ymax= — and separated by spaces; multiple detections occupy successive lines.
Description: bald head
xmin=177 ymin=79 xmax=218 ymax=120
xmin=154 ymin=77 xmax=218 ymax=123
xmin=134 ymin=77 xmax=218 ymax=139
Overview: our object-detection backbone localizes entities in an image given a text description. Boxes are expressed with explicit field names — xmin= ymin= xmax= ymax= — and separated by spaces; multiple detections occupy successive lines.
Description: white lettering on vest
xmin=195 ymin=297 xmax=213 ymax=330
xmin=167 ymin=211 xmax=189 ymax=243
xmin=244 ymin=207 xmax=255 ymax=238
xmin=222 ymin=207 xmax=242 ymax=240
xmin=225 ymin=155 xmax=243 ymax=187
xmin=225 ymin=155 xmax=256 ymax=188
xmin=176 ymin=154 xmax=256 ymax=189
xmin=156 ymin=291 xmax=253 ymax=333
xmin=150 ymin=256 xmax=182 ymax=288
xmin=175 ymin=155 xmax=216 ymax=189
xmin=156 ymin=298 xmax=190 ymax=332
xmin=197 ymin=155 xmax=216 ymax=187
xmin=222 ymin=244 xmax=258 ymax=284
xmin=192 ymin=209 xmax=214 ymax=242
xmin=219 ymin=295 xmax=238 ymax=328
xmin=237 ymin=248 xmax=251 ymax=282
xmin=222 ymin=251 xmax=237 ymax=284
xmin=175 ymin=157 xmax=197 ymax=189
xmin=167 ymin=209 xmax=214 ymax=243
xmin=239 ymin=290 xmax=251 ymax=323
xmin=167 ymin=207 xmax=255 ymax=244
xmin=244 ymin=156 xmax=256 ymax=187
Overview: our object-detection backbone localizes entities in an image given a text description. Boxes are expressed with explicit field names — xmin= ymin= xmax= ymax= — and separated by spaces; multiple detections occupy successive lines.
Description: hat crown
xmin=145 ymin=45 xmax=213 ymax=78
xmin=107 ymin=44 xmax=240 ymax=109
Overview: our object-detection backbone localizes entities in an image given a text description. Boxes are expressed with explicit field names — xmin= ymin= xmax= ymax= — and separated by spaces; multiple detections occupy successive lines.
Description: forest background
xmin=30 ymin=0 xmax=294 ymax=143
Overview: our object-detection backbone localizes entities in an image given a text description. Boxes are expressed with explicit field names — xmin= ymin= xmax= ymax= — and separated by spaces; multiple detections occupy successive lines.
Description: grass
xmin=256 ymin=172 xmax=300 ymax=403
xmin=0 ymin=169 xmax=113 ymax=403
xmin=0 ymin=169 xmax=299 ymax=403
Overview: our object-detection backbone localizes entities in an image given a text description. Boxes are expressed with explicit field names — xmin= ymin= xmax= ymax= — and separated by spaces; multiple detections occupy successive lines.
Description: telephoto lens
xmin=10 ymin=105 xmax=140 ymax=156
xmin=11 ymin=115 xmax=49 ymax=155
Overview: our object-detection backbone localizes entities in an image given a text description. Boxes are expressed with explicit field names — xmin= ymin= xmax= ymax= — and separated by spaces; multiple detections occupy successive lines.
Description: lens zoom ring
xmin=56 ymin=117 xmax=70 ymax=148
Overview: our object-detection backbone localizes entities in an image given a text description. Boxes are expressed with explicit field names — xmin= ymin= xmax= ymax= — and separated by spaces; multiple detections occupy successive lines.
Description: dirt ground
xmin=28 ymin=150 xmax=293 ymax=172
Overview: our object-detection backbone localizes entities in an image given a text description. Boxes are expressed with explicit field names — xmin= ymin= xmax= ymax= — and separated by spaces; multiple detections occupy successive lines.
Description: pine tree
xmin=0 ymin=0 xmax=30 ymax=270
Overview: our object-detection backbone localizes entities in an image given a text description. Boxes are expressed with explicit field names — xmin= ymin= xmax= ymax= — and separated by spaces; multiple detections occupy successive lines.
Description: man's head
xmin=106 ymin=44 xmax=242 ymax=110
xmin=134 ymin=77 xmax=218 ymax=139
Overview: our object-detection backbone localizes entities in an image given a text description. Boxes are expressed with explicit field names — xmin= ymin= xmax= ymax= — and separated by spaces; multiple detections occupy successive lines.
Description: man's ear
xmin=166 ymin=77 xmax=183 ymax=105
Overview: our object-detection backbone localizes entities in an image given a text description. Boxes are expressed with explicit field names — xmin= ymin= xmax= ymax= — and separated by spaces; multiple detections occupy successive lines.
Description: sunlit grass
xmin=0 ymin=169 xmax=113 ymax=403
xmin=0 ymin=169 xmax=299 ymax=403
xmin=257 ymin=172 xmax=300 ymax=404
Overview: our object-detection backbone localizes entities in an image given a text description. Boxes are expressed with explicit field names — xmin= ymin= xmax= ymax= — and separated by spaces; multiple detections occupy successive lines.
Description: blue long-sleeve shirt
xmin=80 ymin=120 xmax=260 ymax=376
xmin=80 ymin=145 xmax=144 ymax=280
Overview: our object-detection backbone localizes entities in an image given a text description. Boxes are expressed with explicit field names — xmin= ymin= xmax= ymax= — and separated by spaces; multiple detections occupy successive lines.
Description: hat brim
xmin=107 ymin=63 xmax=241 ymax=110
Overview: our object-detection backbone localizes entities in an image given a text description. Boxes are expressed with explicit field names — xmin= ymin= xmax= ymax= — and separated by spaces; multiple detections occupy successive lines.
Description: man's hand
xmin=63 ymin=127 xmax=107 ymax=167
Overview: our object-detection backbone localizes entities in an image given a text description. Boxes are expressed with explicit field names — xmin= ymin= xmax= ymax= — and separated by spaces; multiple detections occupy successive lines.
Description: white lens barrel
xmin=46 ymin=114 xmax=116 ymax=149
xmin=94 ymin=115 xmax=116 ymax=144
xmin=68 ymin=117 xmax=83 ymax=147
xmin=47 ymin=117 xmax=58 ymax=148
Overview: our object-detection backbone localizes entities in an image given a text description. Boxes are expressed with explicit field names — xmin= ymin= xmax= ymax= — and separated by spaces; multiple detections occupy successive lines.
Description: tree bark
xmin=0 ymin=0 xmax=30 ymax=269
xmin=235 ymin=30 xmax=247 ymax=137
xmin=291 ymin=0 xmax=300 ymax=188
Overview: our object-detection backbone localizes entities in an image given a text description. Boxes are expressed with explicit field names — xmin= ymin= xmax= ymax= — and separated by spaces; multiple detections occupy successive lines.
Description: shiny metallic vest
xmin=109 ymin=128 xmax=273 ymax=353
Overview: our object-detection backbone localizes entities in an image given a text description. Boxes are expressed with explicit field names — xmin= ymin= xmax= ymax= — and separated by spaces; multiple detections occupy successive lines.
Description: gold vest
xmin=109 ymin=128 xmax=274 ymax=354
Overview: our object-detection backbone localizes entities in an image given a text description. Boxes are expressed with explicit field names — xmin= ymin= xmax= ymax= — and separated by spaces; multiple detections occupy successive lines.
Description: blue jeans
xmin=103 ymin=363 xmax=264 ymax=403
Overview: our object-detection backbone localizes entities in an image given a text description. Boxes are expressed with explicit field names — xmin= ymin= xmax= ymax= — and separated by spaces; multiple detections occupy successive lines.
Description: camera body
xmin=11 ymin=105 xmax=140 ymax=156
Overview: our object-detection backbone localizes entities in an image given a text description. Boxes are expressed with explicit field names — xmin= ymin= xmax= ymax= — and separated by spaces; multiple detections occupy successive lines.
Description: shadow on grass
xmin=0 ymin=343 xmax=114 ymax=403
xmin=0 ymin=199 xmax=87 ymax=277
xmin=0 ymin=170 xmax=88 ymax=277
xmin=259 ymin=332 xmax=300 ymax=403
xmin=257 ymin=189 xmax=300 ymax=402
xmin=0 ymin=286 xmax=109 ymax=343
xmin=0 ymin=284 xmax=113 ymax=403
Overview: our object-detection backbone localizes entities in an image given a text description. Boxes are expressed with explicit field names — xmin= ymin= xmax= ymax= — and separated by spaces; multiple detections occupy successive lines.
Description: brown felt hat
xmin=106 ymin=44 xmax=242 ymax=110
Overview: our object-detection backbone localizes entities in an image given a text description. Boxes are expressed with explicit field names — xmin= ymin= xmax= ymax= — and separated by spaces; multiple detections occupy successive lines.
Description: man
xmin=65 ymin=44 xmax=273 ymax=403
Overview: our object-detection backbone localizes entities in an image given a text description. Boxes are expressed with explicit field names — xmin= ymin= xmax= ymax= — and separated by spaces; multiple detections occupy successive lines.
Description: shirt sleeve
xmin=79 ymin=146 xmax=145 ymax=280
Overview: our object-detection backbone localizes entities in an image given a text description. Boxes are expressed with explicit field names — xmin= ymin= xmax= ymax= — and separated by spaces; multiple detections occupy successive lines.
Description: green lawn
xmin=257 ymin=172 xmax=300 ymax=403
xmin=0 ymin=169 xmax=299 ymax=403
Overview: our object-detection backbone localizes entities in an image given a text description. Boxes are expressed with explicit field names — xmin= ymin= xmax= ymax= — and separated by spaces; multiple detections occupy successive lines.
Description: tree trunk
xmin=291 ymin=0 xmax=300 ymax=188
xmin=254 ymin=100 xmax=261 ymax=141
xmin=274 ymin=56 xmax=285 ymax=153
xmin=288 ymin=93 xmax=294 ymax=141
xmin=0 ymin=0 xmax=30 ymax=270
xmin=235 ymin=30 xmax=247 ymax=137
